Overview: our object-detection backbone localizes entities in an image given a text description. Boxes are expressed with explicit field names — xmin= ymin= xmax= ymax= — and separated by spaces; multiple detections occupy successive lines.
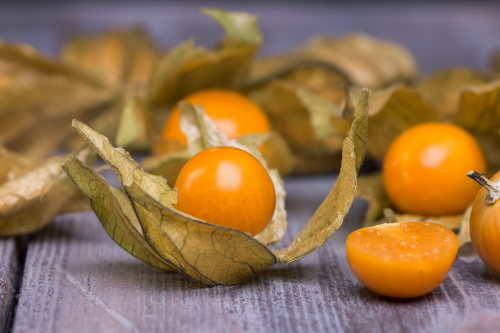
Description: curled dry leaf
xmin=248 ymin=33 xmax=417 ymax=89
xmin=381 ymin=208 xmax=464 ymax=231
xmin=248 ymin=80 xmax=349 ymax=173
xmin=0 ymin=39 xmax=116 ymax=160
xmin=415 ymin=68 xmax=489 ymax=119
xmin=148 ymin=9 xmax=262 ymax=107
xmin=356 ymin=172 xmax=391 ymax=227
xmin=62 ymin=27 xmax=161 ymax=89
xmin=457 ymin=205 xmax=472 ymax=246
xmin=273 ymin=88 xmax=369 ymax=263
xmin=0 ymin=147 xmax=95 ymax=236
xmin=63 ymin=87 xmax=370 ymax=285
xmin=453 ymin=80 xmax=500 ymax=171
xmin=350 ymin=84 xmax=440 ymax=159
xmin=0 ymin=145 xmax=36 ymax=185
xmin=115 ymin=94 xmax=151 ymax=151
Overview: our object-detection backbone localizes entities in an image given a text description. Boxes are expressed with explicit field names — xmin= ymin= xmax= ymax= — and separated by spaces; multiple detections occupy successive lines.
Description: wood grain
xmin=11 ymin=176 xmax=500 ymax=333
xmin=0 ymin=237 xmax=17 ymax=331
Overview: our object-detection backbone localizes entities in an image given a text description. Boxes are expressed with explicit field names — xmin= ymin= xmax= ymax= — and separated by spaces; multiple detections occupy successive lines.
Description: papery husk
xmin=0 ymin=145 xmax=36 ymax=185
xmin=148 ymin=9 xmax=262 ymax=108
xmin=63 ymin=87 xmax=370 ymax=285
xmin=248 ymin=80 xmax=348 ymax=158
xmin=248 ymin=33 xmax=417 ymax=89
xmin=0 ymin=147 xmax=95 ymax=236
xmin=350 ymin=83 xmax=441 ymax=160
xmin=381 ymin=208 xmax=463 ymax=231
xmin=415 ymin=69 xmax=489 ymax=119
xmin=62 ymin=27 xmax=161 ymax=89
xmin=115 ymin=94 xmax=151 ymax=151
xmin=457 ymin=205 xmax=472 ymax=246
xmin=0 ymin=40 xmax=117 ymax=160
xmin=453 ymin=80 xmax=500 ymax=171
xmin=356 ymin=172 xmax=391 ymax=226
xmin=273 ymin=88 xmax=370 ymax=263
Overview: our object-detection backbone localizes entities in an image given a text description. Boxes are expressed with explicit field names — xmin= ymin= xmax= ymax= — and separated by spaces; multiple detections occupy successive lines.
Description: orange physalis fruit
xmin=162 ymin=89 xmax=272 ymax=145
xmin=347 ymin=222 xmax=459 ymax=298
xmin=173 ymin=146 xmax=275 ymax=236
xmin=467 ymin=170 xmax=500 ymax=274
xmin=383 ymin=122 xmax=486 ymax=216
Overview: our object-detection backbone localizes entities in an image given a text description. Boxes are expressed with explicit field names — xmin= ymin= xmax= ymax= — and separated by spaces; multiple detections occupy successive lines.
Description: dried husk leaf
xmin=62 ymin=27 xmax=161 ymax=88
xmin=0 ymin=39 xmax=106 ymax=94
xmin=61 ymin=157 xmax=177 ymax=272
xmin=273 ymin=88 xmax=370 ymax=263
xmin=452 ymin=81 xmax=500 ymax=171
xmin=415 ymin=69 xmax=489 ymax=119
xmin=178 ymin=101 xmax=287 ymax=246
xmin=350 ymin=84 xmax=441 ymax=159
xmin=0 ymin=147 xmax=94 ymax=236
xmin=148 ymin=9 xmax=261 ymax=107
xmin=356 ymin=172 xmax=391 ymax=226
xmin=382 ymin=208 xmax=463 ymax=231
xmin=248 ymin=33 xmax=417 ymax=89
xmin=115 ymin=95 xmax=151 ymax=151
xmin=69 ymin=120 xmax=277 ymax=286
xmin=248 ymin=80 xmax=347 ymax=157
xmin=0 ymin=40 xmax=117 ymax=159
xmin=457 ymin=205 xmax=472 ymax=246
xmin=0 ymin=145 xmax=36 ymax=185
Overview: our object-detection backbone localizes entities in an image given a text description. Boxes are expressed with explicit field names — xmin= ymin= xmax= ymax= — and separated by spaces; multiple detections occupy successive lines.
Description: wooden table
xmin=1 ymin=2 xmax=500 ymax=332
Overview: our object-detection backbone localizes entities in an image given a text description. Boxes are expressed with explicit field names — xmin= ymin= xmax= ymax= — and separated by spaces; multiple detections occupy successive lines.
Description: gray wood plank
xmin=11 ymin=176 xmax=500 ymax=333
xmin=0 ymin=237 xmax=17 ymax=331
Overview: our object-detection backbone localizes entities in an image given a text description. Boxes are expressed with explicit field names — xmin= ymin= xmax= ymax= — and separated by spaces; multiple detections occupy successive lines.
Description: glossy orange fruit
xmin=383 ymin=122 xmax=486 ymax=216
xmin=173 ymin=146 xmax=275 ymax=236
xmin=347 ymin=222 xmax=459 ymax=298
xmin=468 ymin=170 xmax=500 ymax=274
xmin=162 ymin=89 xmax=272 ymax=145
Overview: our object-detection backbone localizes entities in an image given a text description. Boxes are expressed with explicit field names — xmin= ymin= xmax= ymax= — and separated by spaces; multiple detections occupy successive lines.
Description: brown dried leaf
xmin=62 ymin=27 xmax=161 ymax=88
xmin=248 ymin=33 xmax=417 ymax=89
xmin=356 ymin=172 xmax=391 ymax=226
xmin=350 ymin=84 xmax=440 ymax=159
xmin=0 ymin=145 xmax=36 ymax=185
xmin=148 ymin=9 xmax=261 ymax=107
xmin=61 ymin=157 xmax=177 ymax=272
xmin=415 ymin=69 xmax=489 ymax=119
xmin=0 ymin=147 xmax=94 ymax=236
xmin=115 ymin=95 xmax=151 ymax=151
xmin=273 ymin=88 xmax=370 ymax=263
xmin=248 ymin=80 xmax=346 ymax=157
xmin=453 ymin=81 xmax=500 ymax=171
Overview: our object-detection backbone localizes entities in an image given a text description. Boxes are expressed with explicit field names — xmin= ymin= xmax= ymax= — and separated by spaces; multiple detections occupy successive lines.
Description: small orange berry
xmin=173 ymin=146 xmax=275 ymax=236
xmin=383 ymin=123 xmax=486 ymax=216
xmin=162 ymin=89 xmax=272 ymax=145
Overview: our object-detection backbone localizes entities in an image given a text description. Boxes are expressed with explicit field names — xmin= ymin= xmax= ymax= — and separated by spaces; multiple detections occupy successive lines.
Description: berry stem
xmin=467 ymin=170 xmax=500 ymax=204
